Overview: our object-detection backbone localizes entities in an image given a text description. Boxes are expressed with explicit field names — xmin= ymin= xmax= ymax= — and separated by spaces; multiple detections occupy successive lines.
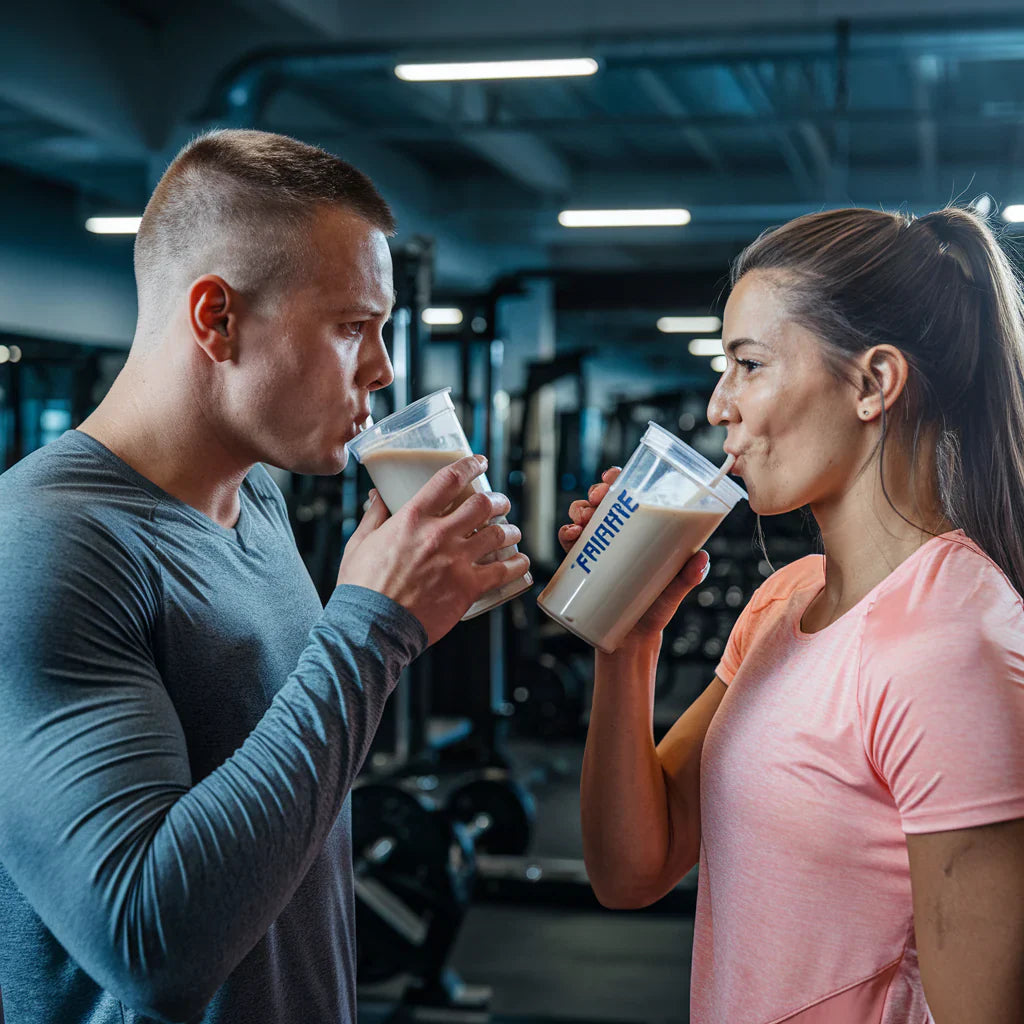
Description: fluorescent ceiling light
xmin=422 ymin=307 xmax=464 ymax=326
xmin=657 ymin=316 xmax=722 ymax=334
xmin=85 ymin=216 xmax=142 ymax=234
xmin=396 ymin=58 xmax=598 ymax=82
xmin=688 ymin=338 xmax=724 ymax=357
xmin=1003 ymin=205 xmax=1024 ymax=223
xmin=710 ymin=355 xmax=728 ymax=373
xmin=559 ymin=208 xmax=690 ymax=228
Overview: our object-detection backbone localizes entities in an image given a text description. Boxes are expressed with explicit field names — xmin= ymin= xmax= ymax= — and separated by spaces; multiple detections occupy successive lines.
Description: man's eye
xmin=341 ymin=322 xmax=366 ymax=338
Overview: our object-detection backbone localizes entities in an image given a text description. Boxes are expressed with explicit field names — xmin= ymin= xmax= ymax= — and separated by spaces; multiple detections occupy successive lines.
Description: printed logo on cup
xmin=573 ymin=488 xmax=640 ymax=575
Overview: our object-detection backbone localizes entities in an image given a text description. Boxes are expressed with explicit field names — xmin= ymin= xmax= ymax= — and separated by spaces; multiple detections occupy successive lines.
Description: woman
xmin=562 ymin=207 xmax=1024 ymax=1023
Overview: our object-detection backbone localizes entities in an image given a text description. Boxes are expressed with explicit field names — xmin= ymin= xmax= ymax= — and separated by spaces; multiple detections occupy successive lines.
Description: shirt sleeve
xmin=713 ymin=556 xmax=824 ymax=684
xmin=858 ymin=553 xmax=1024 ymax=835
xmin=0 ymin=509 xmax=426 ymax=1021
xmin=715 ymin=584 xmax=762 ymax=684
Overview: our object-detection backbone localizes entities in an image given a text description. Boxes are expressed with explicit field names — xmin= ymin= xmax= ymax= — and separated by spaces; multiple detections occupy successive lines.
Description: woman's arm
xmin=582 ymin=663 xmax=726 ymax=907
xmin=563 ymin=466 xmax=722 ymax=908
xmin=908 ymin=817 xmax=1024 ymax=1023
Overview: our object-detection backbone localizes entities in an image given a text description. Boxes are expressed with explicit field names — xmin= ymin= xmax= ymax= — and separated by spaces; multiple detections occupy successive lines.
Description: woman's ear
xmin=853 ymin=345 xmax=910 ymax=422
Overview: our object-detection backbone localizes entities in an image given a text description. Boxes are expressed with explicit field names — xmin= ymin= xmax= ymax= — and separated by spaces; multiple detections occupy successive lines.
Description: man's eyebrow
xmin=724 ymin=337 xmax=773 ymax=356
xmin=332 ymin=306 xmax=391 ymax=319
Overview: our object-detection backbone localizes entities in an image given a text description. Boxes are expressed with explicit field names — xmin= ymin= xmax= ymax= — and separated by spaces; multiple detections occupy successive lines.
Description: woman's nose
xmin=707 ymin=377 xmax=731 ymax=426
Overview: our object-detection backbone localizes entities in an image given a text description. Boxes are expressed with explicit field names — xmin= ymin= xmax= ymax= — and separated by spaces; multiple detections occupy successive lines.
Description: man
xmin=0 ymin=129 xmax=528 ymax=1022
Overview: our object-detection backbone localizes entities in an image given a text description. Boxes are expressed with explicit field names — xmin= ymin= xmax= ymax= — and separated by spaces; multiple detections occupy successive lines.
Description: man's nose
xmin=363 ymin=329 xmax=394 ymax=391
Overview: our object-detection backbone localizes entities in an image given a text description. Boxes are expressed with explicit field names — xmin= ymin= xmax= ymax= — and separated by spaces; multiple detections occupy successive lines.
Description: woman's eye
xmin=736 ymin=358 xmax=761 ymax=373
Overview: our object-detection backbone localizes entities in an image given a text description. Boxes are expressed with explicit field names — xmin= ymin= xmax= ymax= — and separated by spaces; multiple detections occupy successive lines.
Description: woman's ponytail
xmin=919 ymin=208 xmax=1024 ymax=596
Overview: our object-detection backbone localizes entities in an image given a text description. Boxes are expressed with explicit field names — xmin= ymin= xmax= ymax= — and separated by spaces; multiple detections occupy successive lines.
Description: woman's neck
xmin=802 ymin=452 xmax=953 ymax=632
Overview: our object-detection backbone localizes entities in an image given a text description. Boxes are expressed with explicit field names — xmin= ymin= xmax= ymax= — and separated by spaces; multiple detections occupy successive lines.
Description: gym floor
xmin=359 ymin=738 xmax=695 ymax=1024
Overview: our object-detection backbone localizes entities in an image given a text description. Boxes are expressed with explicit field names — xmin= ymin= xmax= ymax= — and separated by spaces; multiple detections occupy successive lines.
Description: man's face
xmin=227 ymin=206 xmax=395 ymax=475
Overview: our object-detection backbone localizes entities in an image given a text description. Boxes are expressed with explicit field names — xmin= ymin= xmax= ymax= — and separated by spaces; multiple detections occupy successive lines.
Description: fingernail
xmin=699 ymin=556 xmax=711 ymax=581
xmin=475 ymin=455 xmax=488 ymax=468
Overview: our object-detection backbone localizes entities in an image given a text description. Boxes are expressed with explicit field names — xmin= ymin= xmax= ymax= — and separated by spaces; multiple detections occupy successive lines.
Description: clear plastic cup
xmin=537 ymin=422 xmax=747 ymax=653
xmin=346 ymin=388 xmax=533 ymax=619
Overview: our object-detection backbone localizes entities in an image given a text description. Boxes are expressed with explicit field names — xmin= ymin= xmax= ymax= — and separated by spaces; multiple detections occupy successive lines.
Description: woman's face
xmin=708 ymin=271 xmax=868 ymax=516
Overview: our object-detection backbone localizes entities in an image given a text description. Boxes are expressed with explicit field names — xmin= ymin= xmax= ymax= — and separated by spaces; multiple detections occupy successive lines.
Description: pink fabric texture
xmin=692 ymin=530 xmax=1024 ymax=1023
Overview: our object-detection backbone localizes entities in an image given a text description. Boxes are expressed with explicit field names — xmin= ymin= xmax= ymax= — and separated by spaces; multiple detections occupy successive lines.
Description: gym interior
xmin=2 ymin=2 xmax=1022 ymax=1022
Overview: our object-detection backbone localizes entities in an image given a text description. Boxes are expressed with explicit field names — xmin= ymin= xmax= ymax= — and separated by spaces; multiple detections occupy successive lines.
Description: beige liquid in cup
xmin=361 ymin=446 xmax=531 ymax=617
xmin=361 ymin=446 xmax=478 ymax=513
xmin=540 ymin=499 xmax=724 ymax=653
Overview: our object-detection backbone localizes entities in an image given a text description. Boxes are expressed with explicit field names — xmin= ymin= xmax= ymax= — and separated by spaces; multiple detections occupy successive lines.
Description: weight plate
xmin=352 ymin=783 xmax=475 ymax=985
xmin=444 ymin=770 xmax=535 ymax=856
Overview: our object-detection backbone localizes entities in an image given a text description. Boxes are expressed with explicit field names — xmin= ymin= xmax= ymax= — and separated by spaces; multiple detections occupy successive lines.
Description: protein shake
xmin=538 ymin=424 xmax=746 ymax=653
xmin=347 ymin=389 xmax=532 ymax=619
xmin=360 ymin=447 xmax=480 ymax=514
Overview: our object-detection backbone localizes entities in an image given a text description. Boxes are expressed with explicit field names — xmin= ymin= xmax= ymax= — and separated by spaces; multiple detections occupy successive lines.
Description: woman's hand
xmin=557 ymin=467 xmax=709 ymax=642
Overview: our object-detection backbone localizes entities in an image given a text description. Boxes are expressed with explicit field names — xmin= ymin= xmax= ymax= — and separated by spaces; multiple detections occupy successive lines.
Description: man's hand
xmin=558 ymin=466 xmax=708 ymax=642
xmin=338 ymin=455 xmax=530 ymax=645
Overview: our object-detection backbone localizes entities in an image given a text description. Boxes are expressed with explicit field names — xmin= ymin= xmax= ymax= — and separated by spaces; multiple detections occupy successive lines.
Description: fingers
xmin=348 ymin=490 xmax=390 ymax=545
xmin=411 ymin=454 xmax=488 ymax=516
xmin=601 ymin=466 xmax=622 ymax=484
xmin=476 ymin=551 xmax=531 ymax=593
xmin=467 ymin=521 xmax=521 ymax=563
xmin=568 ymin=499 xmax=593 ymax=526
xmin=448 ymin=489 xmax=511 ymax=534
xmin=558 ymin=523 xmax=583 ymax=552
xmin=658 ymin=550 xmax=711 ymax=606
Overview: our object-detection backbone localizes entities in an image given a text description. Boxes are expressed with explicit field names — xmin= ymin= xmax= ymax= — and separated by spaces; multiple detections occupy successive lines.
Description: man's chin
xmin=282 ymin=449 xmax=349 ymax=476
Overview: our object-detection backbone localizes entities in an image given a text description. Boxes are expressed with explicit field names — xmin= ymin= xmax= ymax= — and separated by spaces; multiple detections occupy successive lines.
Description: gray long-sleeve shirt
xmin=0 ymin=430 xmax=426 ymax=1023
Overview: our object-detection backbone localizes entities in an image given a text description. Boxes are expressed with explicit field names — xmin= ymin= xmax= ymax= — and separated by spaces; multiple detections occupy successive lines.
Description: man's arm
xmin=907 ymin=817 xmax=1024 ymax=1023
xmin=0 ymin=516 xmax=424 ymax=1022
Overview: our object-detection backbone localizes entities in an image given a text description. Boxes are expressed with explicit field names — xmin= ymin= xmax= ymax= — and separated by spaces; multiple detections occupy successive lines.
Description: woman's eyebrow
xmin=724 ymin=337 xmax=774 ymax=356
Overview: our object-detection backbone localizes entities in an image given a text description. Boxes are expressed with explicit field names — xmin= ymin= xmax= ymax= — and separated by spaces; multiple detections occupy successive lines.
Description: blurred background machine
xmin=3 ymin=2 xmax=1022 ymax=1020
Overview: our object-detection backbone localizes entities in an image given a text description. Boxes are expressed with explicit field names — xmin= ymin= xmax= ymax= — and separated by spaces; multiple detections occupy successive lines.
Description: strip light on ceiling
xmin=657 ymin=316 xmax=722 ymax=334
xmin=1002 ymin=205 xmax=1024 ymax=223
xmin=396 ymin=58 xmax=598 ymax=82
xmin=85 ymin=216 xmax=142 ymax=234
xmin=688 ymin=338 xmax=724 ymax=356
xmin=422 ymin=307 xmax=464 ymax=326
xmin=559 ymin=209 xmax=690 ymax=228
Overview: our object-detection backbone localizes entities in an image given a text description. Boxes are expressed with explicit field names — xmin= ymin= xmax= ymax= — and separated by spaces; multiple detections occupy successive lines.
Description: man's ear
xmin=853 ymin=344 xmax=910 ymax=422
xmin=187 ymin=275 xmax=236 ymax=363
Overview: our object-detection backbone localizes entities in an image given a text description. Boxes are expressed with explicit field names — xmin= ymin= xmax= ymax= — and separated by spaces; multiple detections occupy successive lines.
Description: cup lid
xmin=641 ymin=421 xmax=748 ymax=508
xmin=346 ymin=387 xmax=455 ymax=459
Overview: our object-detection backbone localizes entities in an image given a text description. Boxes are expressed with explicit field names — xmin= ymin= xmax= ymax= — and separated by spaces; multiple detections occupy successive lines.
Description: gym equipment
xmin=353 ymin=783 xmax=475 ymax=989
xmin=444 ymin=768 xmax=536 ymax=856
xmin=509 ymin=647 xmax=587 ymax=740
xmin=353 ymin=768 xmax=536 ymax=995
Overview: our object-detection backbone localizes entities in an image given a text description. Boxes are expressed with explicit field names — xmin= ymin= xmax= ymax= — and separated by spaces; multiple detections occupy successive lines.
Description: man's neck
xmin=79 ymin=360 xmax=252 ymax=530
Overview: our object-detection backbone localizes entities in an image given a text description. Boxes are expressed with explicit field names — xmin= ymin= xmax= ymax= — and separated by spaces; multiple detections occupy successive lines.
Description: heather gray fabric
xmin=0 ymin=430 xmax=426 ymax=1023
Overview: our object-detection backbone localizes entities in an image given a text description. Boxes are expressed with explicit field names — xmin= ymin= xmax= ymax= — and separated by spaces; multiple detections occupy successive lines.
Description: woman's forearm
xmin=580 ymin=635 xmax=673 ymax=905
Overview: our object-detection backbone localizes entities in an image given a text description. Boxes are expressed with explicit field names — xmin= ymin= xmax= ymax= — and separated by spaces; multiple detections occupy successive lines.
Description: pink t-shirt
xmin=693 ymin=529 xmax=1024 ymax=1023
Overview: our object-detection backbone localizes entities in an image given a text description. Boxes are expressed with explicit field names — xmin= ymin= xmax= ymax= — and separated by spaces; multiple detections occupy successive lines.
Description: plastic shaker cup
xmin=537 ymin=422 xmax=747 ymax=653
xmin=346 ymin=388 xmax=533 ymax=619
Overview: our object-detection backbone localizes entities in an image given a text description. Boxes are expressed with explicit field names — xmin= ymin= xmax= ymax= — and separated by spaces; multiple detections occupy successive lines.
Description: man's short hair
xmin=134 ymin=129 xmax=396 ymax=332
